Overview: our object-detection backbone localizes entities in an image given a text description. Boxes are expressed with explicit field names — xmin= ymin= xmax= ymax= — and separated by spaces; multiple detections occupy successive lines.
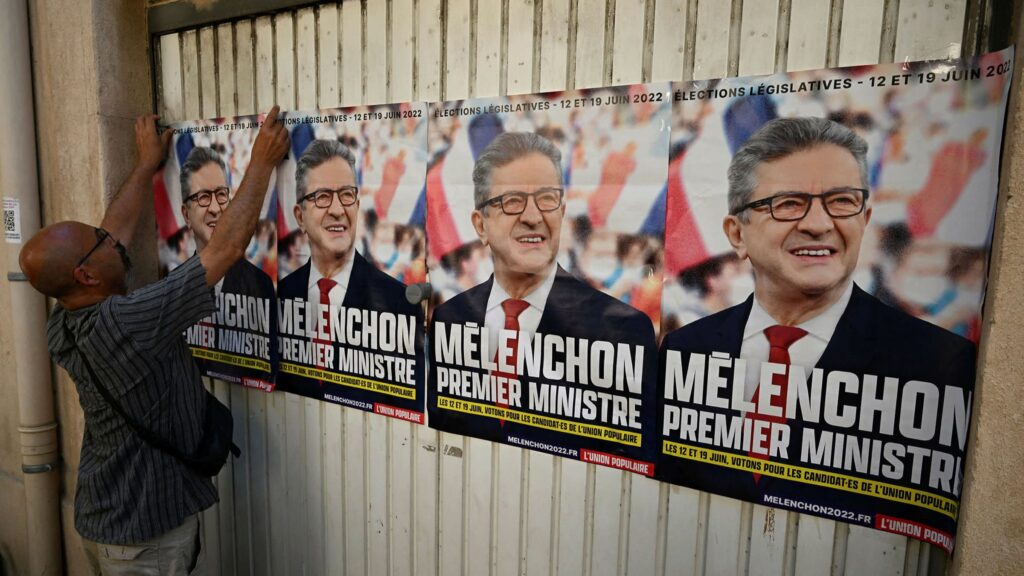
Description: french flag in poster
xmin=426 ymin=112 xmax=504 ymax=260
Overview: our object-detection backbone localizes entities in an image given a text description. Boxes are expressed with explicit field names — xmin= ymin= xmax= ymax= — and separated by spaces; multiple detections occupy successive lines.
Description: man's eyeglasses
xmin=184 ymin=187 xmax=231 ymax=207
xmin=299 ymin=186 xmax=359 ymax=209
xmin=731 ymin=188 xmax=869 ymax=222
xmin=477 ymin=188 xmax=564 ymax=215
xmin=76 ymin=227 xmax=132 ymax=274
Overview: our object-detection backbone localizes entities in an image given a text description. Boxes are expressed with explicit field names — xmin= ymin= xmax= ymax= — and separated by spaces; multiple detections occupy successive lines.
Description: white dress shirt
xmin=484 ymin=263 xmax=559 ymax=361
xmin=739 ymin=282 xmax=854 ymax=402
xmin=307 ymin=253 xmax=356 ymax=312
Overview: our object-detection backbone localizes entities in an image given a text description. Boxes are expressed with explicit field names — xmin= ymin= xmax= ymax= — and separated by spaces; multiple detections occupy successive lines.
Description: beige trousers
xmin=84 ymin=513 xmax=206 ymax=575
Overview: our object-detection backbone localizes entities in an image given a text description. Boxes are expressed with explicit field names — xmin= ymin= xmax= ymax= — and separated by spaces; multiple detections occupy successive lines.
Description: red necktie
xmin=316 ymin=278 xmax=337 ymax=380
xmin=748 ymin=325 xmax=807 ymax=482
xmin=495 ymin=299 xmax=529 ymax=425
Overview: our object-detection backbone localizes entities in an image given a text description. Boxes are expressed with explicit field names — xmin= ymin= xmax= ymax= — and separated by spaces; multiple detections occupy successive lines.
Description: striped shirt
xmin=47 ymin=255 xmax=219 ymax=544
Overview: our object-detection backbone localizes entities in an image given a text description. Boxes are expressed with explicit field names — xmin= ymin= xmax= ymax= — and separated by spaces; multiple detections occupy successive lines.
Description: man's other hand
xmin=250 ymin=105 xmax=290 ymax=169
xmin=136 ymin=114 xmax=172 ymax=172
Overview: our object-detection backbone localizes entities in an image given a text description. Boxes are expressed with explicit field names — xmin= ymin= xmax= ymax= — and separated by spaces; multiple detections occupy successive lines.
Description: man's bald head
xmin=20 ymin=221 xmax=100 ymax=299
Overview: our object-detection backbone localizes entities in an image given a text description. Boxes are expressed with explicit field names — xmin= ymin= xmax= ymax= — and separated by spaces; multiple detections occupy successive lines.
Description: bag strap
xmin=61 ymin=317 xmax=195 ymax=464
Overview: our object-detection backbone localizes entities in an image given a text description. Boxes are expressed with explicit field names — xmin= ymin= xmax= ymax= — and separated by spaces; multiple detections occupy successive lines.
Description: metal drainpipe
xmin=2 ymin=0 xmax=63 ymax=573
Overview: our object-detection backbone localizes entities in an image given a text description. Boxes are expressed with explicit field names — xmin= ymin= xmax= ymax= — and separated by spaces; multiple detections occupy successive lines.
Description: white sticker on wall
xmin=4 ymin=197 xmax=22 ymax=243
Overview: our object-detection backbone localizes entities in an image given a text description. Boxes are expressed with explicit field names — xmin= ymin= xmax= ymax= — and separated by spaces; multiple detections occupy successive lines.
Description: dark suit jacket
xmin=192 ymin=257 xmax=279 ymax=383
xmin=277 ymin=251 xmax=425 ymax=407
xmin=658 ymin=284 xmax=975 ymax=532
xmin=429 ymin=266 xmax=659 ymax=461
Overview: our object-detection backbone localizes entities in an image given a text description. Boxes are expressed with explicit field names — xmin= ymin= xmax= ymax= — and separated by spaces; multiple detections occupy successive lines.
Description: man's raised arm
xmin=200 ymin=105 xmax=290 ymax=285
xmin=99 ymin=115 xmax=173 ymax=244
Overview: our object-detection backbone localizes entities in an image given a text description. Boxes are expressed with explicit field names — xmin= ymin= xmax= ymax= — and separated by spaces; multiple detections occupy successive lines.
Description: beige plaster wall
xmin=5 ymin=1 xmax=153 ymax=573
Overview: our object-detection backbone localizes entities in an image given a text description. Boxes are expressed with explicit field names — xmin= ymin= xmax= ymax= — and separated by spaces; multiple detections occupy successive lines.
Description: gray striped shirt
xmin=48 ymin=255 xmax=219 ymax=544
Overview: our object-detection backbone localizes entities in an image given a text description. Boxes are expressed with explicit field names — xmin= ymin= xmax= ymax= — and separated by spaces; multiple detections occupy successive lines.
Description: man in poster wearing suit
xmin=431 ymin=132 xmax=658 ymax=452
xmin=660 ymin=117 xmax=976 ymax=519
xmin=277 ymin=139 xmax=423 ymax=401
xmin=180 ymin=146 xmax=279 ymax=384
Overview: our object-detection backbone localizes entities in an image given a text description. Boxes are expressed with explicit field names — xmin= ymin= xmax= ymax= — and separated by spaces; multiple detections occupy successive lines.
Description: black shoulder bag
xmin=63 ymin=320 xmax=241 ymax=477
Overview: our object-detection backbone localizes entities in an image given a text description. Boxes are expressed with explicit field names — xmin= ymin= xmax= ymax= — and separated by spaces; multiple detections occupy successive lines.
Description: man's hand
xmin=136 ymin=114 xmax=173 ymax=173
xmin=99 ymin=114 xmax=173 ymax=243
xmin=249 ymin=106 xmax=290 ymax=169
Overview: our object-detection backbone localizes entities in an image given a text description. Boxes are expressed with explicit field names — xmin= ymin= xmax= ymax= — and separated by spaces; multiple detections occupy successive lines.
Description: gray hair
xmin=295 ymin=139 xmax=357 ymax=199
xmin=472 ymin=132 xmax=563 ymax=210
xmin=180 ymin=146 xmax=228 ymax=197
xmin=727 ymin=117 xmax=869 ymax=220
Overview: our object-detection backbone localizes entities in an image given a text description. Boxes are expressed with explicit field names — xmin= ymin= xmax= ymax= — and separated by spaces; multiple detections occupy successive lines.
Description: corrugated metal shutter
xmin=153 ymin=1 xmax=978 ymax=573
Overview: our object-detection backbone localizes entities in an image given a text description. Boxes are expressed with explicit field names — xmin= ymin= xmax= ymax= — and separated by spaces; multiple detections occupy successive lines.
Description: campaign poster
xmin=155 ymin=114 xmax=279 ymax=391
xmin=426 ymin=85 xmax=669 ymax=474
xmin=275 ymin=104 xmax=427 ymax=424
xmin=658 ymin=48 xmax=1013 ymax=551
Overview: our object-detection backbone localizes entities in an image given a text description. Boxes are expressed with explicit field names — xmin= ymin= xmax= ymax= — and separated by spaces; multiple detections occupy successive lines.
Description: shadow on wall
xmin=0 ymin=545 xmax=10 ymax=576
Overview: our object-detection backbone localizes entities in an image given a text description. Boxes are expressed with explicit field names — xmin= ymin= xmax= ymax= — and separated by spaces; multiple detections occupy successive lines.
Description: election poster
xmin=275 ymin=104 xmax=427 ymax=424
xmin=658 ymin=48 xmax=1013 ymax=551
xmin=155 ymin=114 xmax=280 ymax=391
xmin=426 ymin=85 xmax=670 ymax=474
